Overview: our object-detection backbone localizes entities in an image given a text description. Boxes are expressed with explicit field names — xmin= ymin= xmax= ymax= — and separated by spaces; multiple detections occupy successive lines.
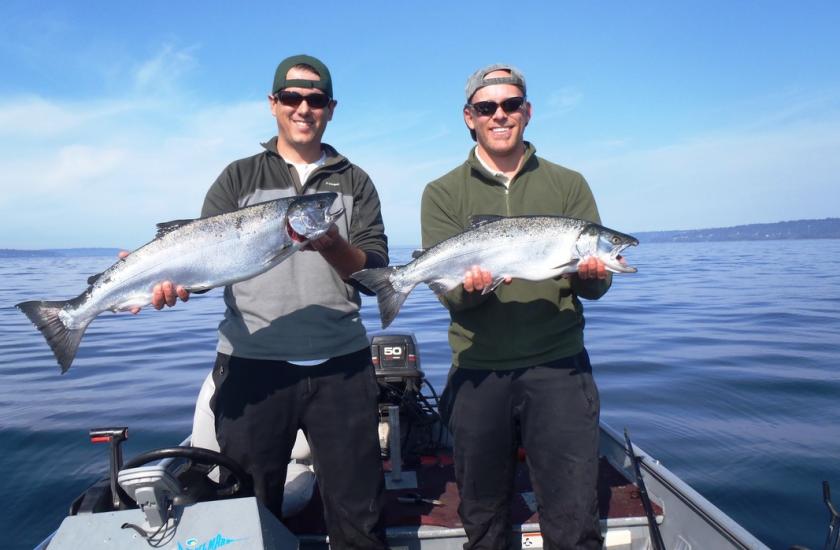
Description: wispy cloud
xmin=0 ymin=45 xmax=268 ymax=248
xmin=540 ymin=87 xmax=583 ymax=119
xmin=2 ymin=43 xmax=837 ymax=249
xmin=574 ymin=116 xmax=840 ymax=233
xmin=0 ymin=96 xmax=136 ymax=138
xmin=0 ymin=43 xmax=452 ymax=248
xmin=133 ymin=44 xmax=199 ymax=94
xmin=44 ymin=145 xmax=128 ymax=190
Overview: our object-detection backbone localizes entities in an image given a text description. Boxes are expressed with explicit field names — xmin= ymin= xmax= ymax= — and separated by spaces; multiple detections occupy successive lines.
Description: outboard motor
xmin=371 ymin=332 xmax=423 ymax=402
xmin=370 ymin=332 xmax=442 ymax=473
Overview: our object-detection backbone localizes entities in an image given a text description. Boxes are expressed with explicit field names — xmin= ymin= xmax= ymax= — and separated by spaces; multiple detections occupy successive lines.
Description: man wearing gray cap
xmin=144 ymin=54 xmax=388 ymax=548
xmin=421 ymin=64 xmax=610 ymax=549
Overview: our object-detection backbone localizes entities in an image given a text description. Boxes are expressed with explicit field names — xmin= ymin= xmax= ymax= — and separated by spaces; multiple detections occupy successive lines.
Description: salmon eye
xmin=611 ymin=236 xmax=621 ymax=245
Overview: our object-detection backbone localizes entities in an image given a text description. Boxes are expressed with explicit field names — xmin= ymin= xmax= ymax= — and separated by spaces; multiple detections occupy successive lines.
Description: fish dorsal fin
xmin=468 ymin=214 xmax=504 ymax=229
xmin=155 ymin=219 xmax=195 ymax=239
xmin=552 ymin=259 xmax=579 ymax=270
xmin=411 ymin=248 xmax=427 ymax=259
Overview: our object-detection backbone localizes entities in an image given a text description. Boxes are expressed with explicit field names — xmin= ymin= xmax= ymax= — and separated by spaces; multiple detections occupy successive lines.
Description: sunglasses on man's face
xmin=469 ymin=96 xmax=526 ymax=117
xmin=276 ymin=91 xmax=331 ymax=109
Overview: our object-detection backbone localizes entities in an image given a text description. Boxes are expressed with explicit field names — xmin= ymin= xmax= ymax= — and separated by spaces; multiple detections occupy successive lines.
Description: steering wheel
xmin=120 ymin=446 xmax=250 ymax=505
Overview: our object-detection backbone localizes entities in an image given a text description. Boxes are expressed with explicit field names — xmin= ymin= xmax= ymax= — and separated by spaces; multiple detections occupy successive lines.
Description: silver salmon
xmin=17 ymin=192 xmax=343 ymax=372
xmin=352 ymin=215 xmax=638 ymax=329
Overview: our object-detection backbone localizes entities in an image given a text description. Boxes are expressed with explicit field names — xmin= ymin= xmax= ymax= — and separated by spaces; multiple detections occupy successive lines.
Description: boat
xmin=36 ymin=332 xmax=772 ymax=550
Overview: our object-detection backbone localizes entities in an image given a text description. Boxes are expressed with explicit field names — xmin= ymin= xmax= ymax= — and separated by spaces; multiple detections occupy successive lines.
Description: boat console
xmin=117 ymin=465 xmax=181 ymax=529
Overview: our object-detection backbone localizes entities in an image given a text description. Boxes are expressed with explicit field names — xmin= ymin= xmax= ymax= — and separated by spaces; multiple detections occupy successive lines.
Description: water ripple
xmin=2 ymin=241 xmax=840 ymax=548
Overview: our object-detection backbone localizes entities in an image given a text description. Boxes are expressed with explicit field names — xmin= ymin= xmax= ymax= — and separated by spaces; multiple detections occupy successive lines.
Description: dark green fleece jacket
xmin=420 ymin=143 xmax=610 ymax=370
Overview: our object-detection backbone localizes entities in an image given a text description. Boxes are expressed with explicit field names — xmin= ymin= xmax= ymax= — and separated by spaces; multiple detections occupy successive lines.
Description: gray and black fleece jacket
xmin=201 ymin=137 xmax=388 ymax=361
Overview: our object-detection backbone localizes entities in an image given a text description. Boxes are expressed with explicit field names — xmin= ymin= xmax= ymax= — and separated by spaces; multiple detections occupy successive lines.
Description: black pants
xmin=210 ymin=348 xmax=387 ymax=550
xmin=441 ymin=350 xmax=602 ymax=550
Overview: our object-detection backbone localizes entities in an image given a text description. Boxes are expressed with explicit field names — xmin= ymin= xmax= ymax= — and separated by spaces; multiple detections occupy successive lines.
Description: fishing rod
xmin=823 ymin=481 xmax=840 ymax=550
xmin=624 ymin=428 xmax=667 ymax=550
xmin=789 ymin=481 xmax=840 ymax=550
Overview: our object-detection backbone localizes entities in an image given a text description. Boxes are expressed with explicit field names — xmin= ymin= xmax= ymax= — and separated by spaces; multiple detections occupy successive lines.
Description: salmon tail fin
xmin=16 ymin=298 xmax=91 ymax=373
xmin=351 ymin=267 xmax=414 ymax=329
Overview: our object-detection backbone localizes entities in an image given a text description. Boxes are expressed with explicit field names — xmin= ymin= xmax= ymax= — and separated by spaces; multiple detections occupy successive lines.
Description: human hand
xmin=576 ymin=255 xmax=626 ymax=280
xmin=463 ymin=265 xmax=512 ymax=293
xmin=302 ymin=224 xmax=340 ymax=252
xmin=118 ymin=251 xmax=190 ymax=314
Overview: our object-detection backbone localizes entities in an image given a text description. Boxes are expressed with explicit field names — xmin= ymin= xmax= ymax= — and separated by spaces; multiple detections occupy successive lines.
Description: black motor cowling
xmin=369 ymin=332 xmax=441 ymax=461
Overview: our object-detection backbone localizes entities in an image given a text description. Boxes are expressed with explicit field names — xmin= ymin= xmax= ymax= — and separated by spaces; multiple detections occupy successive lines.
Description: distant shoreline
xmin=633 ymin=217 xmax=840 ymax=243
xmin=2 ymin=218 xmax=838 ymax=254
xmin=0 ymin=248 xmax=122 ymax=258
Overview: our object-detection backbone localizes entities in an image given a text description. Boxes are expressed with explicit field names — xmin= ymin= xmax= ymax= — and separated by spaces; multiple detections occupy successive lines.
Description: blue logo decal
xmin=177 ymin=533 xmax=243 ymax=550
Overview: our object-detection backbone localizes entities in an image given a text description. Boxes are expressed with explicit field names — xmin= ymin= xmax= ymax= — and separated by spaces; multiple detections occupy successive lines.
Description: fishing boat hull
xmin=37 ymin=332 xmax=770 ymax=550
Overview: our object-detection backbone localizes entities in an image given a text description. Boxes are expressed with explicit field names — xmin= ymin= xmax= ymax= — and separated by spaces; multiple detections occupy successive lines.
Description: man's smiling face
xmin=270 ymin=66 xmax=335 ymax=155
xmin=464 ymin=72 xmax=531 ymax=160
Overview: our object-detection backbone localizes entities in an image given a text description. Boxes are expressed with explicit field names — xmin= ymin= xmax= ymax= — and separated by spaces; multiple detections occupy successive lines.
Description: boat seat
xmin=190 ymin=371 xmax=315 ymax=517
xmin=290 ymin=428 xmax=311 ymax=461
xmin=191 ymin=371 xmax=312 ymax=460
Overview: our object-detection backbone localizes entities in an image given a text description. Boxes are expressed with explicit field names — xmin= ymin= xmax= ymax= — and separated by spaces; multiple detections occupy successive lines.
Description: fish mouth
xmin=285 ymin=206 xmax=345 ymax=244
xmin=326 ymin=206 xmax=345 ymax=224
xmin=286 ymin=220 xmax=307 ymax=243
xmin=605 ymin=243 xmax=638 ymax=273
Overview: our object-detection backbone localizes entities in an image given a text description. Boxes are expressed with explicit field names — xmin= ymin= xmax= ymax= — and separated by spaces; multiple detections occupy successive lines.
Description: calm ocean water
xmin=2 ymin=240 xmax=839 ymax=549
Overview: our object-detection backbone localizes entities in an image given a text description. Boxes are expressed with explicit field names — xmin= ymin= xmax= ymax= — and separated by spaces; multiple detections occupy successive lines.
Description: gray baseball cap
xmin=464 ymin=63 xmax=527 ymax=102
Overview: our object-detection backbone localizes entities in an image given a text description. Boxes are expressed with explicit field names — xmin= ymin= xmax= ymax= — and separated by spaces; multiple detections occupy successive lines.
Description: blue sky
xmin=1 ymin=1 xmax=838 ymax=248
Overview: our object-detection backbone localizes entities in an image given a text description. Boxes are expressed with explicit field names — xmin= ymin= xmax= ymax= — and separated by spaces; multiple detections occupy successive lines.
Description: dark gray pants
xmin=210 ymin=348 xmax=387 ymax=550
xmin=441 ymin=350 xmax=602 ymax=550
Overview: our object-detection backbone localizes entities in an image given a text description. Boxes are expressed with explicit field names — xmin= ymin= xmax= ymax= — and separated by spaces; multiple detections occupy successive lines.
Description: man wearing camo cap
xmin=421 ymin=64 xmax=611 ymax=549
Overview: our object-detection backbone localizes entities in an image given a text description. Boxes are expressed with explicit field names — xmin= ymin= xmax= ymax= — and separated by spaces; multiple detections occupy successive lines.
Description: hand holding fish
xmin=117 ymin=251 xmax=191 ymax=314
xmin=576 ymin=254 xmax=629 ymax=280
xmin=302 ymin=224 xmax=339 ymax=252
xmin=150 ymin=281 xmax=190 ymax=311
xmin=576 ymin=256 xmax=609 ymax=280
xmin=466 ymin=255 xmax=615 ymax=291
xmin=302 ymin=224 xmax=368 ymax=279
xmin=463 ymin=266 xmax=512 ymax=293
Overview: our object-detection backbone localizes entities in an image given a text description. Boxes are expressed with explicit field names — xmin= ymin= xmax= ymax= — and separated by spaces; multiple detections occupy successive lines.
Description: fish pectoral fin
xmin=185 ymin=283 xmax=214 ymax=292
xmin=155 ymin=218 xmax=197 ymax=238
xmin=468 ymin=214 xmax=505 ymax=229
xmin=427 ymin=281 xmax=449 ymax=295
xmin=552 ymin=259 xmax=579 ymax=270
xmin=113 ymin=297 xmax=149 ymax=312
xmin=428 ymin=278 xmax=463 ymax=296
xmin=481 ymin=276 xmax=508 ymax=295
xmin=264 ymin=244 xmax=295 ymax=265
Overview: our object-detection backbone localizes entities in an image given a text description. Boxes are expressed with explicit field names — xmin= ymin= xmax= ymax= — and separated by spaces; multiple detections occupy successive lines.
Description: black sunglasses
xmin=275 ymin=91 xmax=331 ymax=109
xmin=468 ymin=96 xmax=526 ymax=117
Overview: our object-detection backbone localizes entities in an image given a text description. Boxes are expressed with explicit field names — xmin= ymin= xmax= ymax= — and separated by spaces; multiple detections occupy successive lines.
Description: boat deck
xmin=285 ymin=453 xmax=658 ymax=537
